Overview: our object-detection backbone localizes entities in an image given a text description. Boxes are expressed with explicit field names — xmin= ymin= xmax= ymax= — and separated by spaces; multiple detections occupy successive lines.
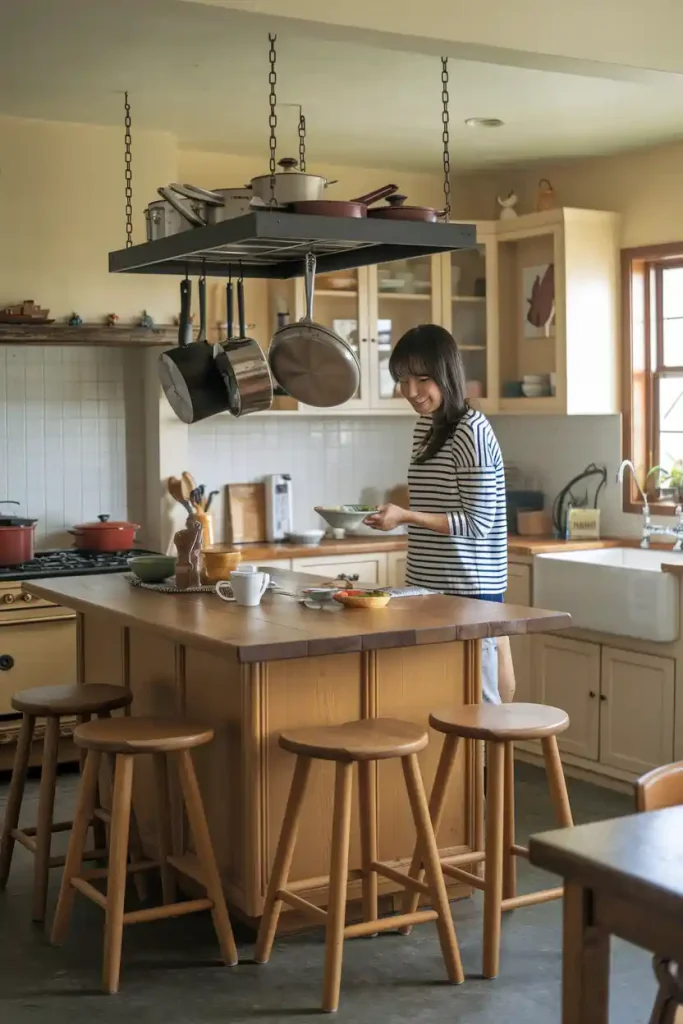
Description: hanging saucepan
xmin=158 ymin=276 xmax=233 ymax=424
xmin=213 ymin=274 xmax=273 ymax=417
xmin=169 ymin=183 xmax=253 ymax=225
xmin=144 ymin=187 xmax=207 ymax=242
xmin=250 ymin=157 xmax=337 ymax=205
xmin=288 ymin=183 xmax=399 ymax=219
xmin=367 ymin=193 xmax=445 ymax=223
xmin=268 ymin=252 xmax=360 ymax=408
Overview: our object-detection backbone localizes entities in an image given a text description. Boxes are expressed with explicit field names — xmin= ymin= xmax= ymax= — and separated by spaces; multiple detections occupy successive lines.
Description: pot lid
xmin=73 ymin=515 xmax=140 ymax=531
xmin=0 ymin=517 xmax=37 ymax=527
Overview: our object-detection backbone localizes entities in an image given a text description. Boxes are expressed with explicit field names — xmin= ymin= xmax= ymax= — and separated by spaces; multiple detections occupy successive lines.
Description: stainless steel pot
xmin=171 ymin=183 xmax=253 ymax=224
xmin=250 ymin=157 xmax=336 ymax=205
xmin=144 ymin=186 xmax=206 ymax=241
xmin=213 ymin=278 xmax=273 ymax=417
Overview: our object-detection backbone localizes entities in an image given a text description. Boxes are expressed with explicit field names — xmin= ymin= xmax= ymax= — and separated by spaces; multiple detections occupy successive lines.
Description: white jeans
xmin=481 ymin=638 xmax=501 ymax=705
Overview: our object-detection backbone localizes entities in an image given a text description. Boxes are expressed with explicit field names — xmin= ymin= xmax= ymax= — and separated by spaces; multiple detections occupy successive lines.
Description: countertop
xmin=24 ymin=568 xmax=571 ymax=664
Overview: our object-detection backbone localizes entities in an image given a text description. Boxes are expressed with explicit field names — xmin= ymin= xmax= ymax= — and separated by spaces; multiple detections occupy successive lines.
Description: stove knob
xmin=22 ymin=593 xmax=33 ymax=603
xmin=0 ymin=654 xmax=14 ymax=671
xmin=3 ymin=593 xmax=15 ymax=605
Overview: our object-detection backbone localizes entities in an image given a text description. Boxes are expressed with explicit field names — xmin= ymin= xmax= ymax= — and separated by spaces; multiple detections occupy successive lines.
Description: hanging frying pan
xmin=367 ymin=193 xmax=445 ymax=222
xmin=288 ymin=184 xmax=399 ymax=219
xmin=158 ymin=275 xmax=233 ymax=424
xmin=213 ymin=274 xmax=273 ymax=417
xmin=268 ymin=252 xmax=360 ymax=407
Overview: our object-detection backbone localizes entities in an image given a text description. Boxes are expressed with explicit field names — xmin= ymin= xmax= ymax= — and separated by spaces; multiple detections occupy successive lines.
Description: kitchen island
xmin=25 ymin=569 xmax=570 ymax=927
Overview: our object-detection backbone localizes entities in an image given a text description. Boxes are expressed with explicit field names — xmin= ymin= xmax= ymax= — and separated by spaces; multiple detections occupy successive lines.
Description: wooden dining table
xmin=529 ymin=807 xmax=683 ymax=1023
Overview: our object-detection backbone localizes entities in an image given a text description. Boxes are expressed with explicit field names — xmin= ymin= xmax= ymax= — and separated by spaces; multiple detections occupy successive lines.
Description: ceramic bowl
xmin=284 ymin=530 xmax=325 ymax=547
xmin=301 ymin=586 xmax=340 ymax=604
xmin=334 ymin=589 xmax=391 ymax=609
xmin=521 ymin=383 xmax=550 ymax=398
xmin=127 ymin=555 xmax=177 ymax=583
xmin=314 ymin=505 xmax=378 ymax=530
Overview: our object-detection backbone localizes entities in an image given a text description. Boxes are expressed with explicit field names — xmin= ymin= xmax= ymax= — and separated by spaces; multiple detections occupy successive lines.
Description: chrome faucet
xmin=617 ymin=459 xmax=683 ymax=550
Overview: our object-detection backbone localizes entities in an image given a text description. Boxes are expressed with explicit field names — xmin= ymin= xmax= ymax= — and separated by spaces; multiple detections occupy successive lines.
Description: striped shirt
xmin=406 ymin=409 xmax=507 ymax=595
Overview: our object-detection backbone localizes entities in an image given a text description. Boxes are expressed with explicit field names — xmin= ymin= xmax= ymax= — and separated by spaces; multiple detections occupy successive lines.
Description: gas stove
xmin=0 ymin=548 xmax=160 ymax=582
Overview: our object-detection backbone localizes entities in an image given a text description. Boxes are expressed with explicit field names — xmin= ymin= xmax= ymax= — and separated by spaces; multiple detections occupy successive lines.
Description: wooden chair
xmin=50 ymin=716 xmax=237 ymax=994
xmin=0 ymin=683 xmax=140 ymax=923
xmin=255 ymin=718 xmax=464 ymax=1013
xmin=401 ymin=702 xmax=573 ymax=979
xmin=636 ymin=761 xmax=683 ymax=1024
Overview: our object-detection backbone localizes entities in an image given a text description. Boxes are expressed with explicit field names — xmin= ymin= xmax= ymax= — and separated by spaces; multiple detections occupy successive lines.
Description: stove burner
xmin=0 ymin=549 xmax=160 ymax=582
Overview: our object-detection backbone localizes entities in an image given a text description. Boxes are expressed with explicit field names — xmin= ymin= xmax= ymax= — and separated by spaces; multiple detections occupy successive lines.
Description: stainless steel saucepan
xmin=213 ymin=276 xmax=273 ymax=417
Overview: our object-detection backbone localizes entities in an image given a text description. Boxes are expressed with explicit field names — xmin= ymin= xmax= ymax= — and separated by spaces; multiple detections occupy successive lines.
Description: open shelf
xmin=378 ymin=291 xmax=431 ymax=301
xmin=453 ymin=295 xmax=486 ymax=303
xmin=315 ymin=290 xmax=358 ymax=297
xmin=0 ymin=323 xmax=177 ymax=347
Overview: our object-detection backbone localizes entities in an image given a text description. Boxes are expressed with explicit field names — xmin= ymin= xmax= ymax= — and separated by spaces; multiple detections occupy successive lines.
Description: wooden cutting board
xmin=225 ymin=483 xmax=266 ymax=544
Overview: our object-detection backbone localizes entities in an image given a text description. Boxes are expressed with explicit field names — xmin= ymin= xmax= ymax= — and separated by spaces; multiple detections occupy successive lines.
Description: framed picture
xmin=522 ymin=263 xmax=555 ymax=338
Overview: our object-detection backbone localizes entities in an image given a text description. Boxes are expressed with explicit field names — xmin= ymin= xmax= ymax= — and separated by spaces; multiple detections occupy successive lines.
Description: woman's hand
xmin=364 ymin=503 xmax=407 ymax=532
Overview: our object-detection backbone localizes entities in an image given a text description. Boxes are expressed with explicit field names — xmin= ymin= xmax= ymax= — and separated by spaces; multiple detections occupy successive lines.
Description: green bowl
xmin=127 ymin=555 xmax=177 ymax=584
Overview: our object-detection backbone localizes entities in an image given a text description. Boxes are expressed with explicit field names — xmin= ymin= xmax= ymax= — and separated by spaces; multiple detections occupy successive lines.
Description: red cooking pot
xmin=69 ymin=514 xmax=140 ymax=553
xmin=0 ymin=501 xmax=37 ymax=566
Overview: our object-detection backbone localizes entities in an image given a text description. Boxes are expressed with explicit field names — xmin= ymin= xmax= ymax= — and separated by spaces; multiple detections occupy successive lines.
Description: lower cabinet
xmin=0 ymin=618 xmax=77 ymax=715
xmin=506 ymin=563 xmax=533 ymax=703
xmin=532 ymin=634 xmax=676 ymax=776
xmin=387 ymin=550 xmax=407 ymax=588
xmin=291 ymin=553 xmax=387 ymax=586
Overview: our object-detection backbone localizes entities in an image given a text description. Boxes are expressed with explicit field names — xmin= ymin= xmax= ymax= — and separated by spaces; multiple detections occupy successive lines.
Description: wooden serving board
xmin=225 ymin=483 xmax=266 ymax=544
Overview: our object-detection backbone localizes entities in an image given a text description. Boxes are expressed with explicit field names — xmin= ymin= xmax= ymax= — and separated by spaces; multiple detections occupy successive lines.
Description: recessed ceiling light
xmin=465 ymin=117 xmax=504 ymax=128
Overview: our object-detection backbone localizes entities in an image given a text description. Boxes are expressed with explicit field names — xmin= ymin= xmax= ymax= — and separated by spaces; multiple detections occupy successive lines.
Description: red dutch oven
xmin=70 ymin=514 xmax=140 ymax=553
xmin=0 ymin=501 xmax=38 ymax=566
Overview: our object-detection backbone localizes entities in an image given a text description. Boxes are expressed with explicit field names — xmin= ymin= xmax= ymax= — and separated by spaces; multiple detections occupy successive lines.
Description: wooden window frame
xmin=622 ymin=241 xmax=683 ymax=516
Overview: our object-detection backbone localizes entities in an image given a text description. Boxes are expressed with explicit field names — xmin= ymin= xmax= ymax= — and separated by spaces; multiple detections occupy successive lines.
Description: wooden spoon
xmin=167 ymin=476 xmax=193 ymax=513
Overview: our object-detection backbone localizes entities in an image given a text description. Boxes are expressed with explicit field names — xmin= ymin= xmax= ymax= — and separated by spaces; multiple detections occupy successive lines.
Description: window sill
xmin=624 ymin=500 xmax=681 ymax=517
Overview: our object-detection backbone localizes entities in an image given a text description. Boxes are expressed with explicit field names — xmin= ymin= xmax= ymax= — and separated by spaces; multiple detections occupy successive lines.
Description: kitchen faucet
xmin=617 ymin=459 xmax=683 ymax=550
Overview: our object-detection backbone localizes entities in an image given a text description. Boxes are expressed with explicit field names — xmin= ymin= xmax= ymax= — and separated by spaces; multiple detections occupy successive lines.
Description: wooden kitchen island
xmin=25 ymin=569 xmax=570 ymax=927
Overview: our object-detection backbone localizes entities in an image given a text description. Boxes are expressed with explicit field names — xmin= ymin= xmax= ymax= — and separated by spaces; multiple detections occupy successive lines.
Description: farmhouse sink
xmin=533 ymin=547 xmax=683 ymax=642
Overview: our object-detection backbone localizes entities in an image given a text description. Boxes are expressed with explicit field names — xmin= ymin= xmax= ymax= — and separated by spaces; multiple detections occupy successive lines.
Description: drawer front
xmin=291 ymin=554 xmax=386 ymax=586
xmin=0 ymin=619 xmax=77 ymax=715
xmin=0 ymin=581 xmax=64 ymax=614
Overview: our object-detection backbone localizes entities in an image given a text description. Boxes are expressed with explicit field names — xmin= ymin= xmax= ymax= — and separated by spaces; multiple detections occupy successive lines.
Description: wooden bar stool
xmin=0 ymin=683 xmax=135 ymax=923
xmin=402 ymin=703 xmax=573 ymax=980
xmin=255 ymin=718 xmax=464 ymax=1013
xmin=50 ymin=716 xmax=237 ymax=994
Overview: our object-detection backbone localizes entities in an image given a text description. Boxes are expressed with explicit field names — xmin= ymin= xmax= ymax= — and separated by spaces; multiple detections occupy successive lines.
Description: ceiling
xmin=3 ymin=0 xmax=683 ymax=172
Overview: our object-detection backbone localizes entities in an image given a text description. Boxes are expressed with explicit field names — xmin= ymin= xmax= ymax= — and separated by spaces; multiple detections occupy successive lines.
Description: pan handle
xmin=158 ymin=186 xmax=206 ymax=227
xmin=197 ymin=276 xmax=207 ymax=344
xmin=304 ymin=252 xmax=317 ymax=321
xmin=237 ymin=277 xmax=246 ymax=340
xmin=170 ymin=182 xmax=223 ymax=205
xmin=226 ymin=279 xmax=234 ymax=341
xmin=178 ymin=278 xmax=192 ymax=347
xmin=350 ymin=183 xmax=399 ymax=207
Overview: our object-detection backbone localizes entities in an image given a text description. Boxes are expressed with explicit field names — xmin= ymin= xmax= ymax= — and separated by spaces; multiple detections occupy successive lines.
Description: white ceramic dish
xmin=284 ymin=530 xmax=324 ymax=547
xmin=314 ymin=505 xmax=378 ymax=530
xmin=521 ymin=383 xmax=550 ymax=398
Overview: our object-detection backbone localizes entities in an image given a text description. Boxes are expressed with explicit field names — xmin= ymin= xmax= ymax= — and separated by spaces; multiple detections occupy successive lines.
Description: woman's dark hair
xmin=389 ymin=324 xmax=469 ymax=462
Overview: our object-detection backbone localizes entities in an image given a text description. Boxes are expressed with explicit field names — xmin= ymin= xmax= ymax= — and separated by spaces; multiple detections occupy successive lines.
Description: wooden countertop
xmin=226 ymin=536 xmax=408 ymax=560
xmin=24 ymin=569 xmax=571 ymax=664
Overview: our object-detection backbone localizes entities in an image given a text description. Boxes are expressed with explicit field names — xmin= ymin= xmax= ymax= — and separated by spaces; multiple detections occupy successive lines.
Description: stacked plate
xmin=521 ymin=374 xmax=552 ymax=398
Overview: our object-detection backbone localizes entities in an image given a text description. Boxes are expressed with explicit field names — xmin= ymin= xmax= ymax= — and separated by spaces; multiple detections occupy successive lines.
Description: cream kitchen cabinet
xmin=506 ymin=562 xmax=533 ymax=704
xmin=599 ymin=646 xmax=674 ymax=776
xmin=386 ymin=550 xmax=407 ymax=588
xmin=0 ymin=618 xmax=77 ymax=715
xmin=291 ymin=552 xmax=387 ymax=586
xmin=533 ymin=635 xmax=601 ymax=761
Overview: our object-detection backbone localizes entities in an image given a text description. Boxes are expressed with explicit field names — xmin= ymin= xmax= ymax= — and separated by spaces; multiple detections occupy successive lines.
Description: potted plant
xmin=646 ymin=461 xmax=683 ymax=503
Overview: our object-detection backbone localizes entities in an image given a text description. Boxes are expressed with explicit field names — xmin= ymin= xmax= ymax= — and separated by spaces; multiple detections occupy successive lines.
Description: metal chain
xmin=298 ymin=108 xmax=306 ymax=173
xmin=441 ymin=57 xmax=451 ymax=221
xmin=268 ymin=34 xmax=278 ymax=204
xmin=124 ymin=91 xmax=133 ymax=247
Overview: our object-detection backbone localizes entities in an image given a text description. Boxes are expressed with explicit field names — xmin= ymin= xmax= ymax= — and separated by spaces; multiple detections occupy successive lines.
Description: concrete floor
xmin=0 ymin=761 xmax=660 ymax=1023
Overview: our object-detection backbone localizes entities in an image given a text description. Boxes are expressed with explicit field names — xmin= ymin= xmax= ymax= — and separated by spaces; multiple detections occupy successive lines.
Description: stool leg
xmin=357 ymin=760 xmax=377 ymax=926
xmin=176 ymin=749 xmax=237 ymax=967
xmin=100 ymin=750 xmax=148 ymax=902
xmin=542 ymin=735 xmax=574 ymax=828
xmin=0 ymin=713 xmax=35 ymax=888
xmin=400 ymin=732 xmax=460 ymax=931
xmin=256 ymin=755 xmax=312 ymax=963
xmin=323 ymin=761 xmax=354 ymax=1013
xmin=32 ymin=716 xmax=60 ymax=923
xmin=91 ymin=711 xmax=110 ymax=858
xmin=51 ymin=749 xmax=102 ymax=945
xmin=76 ymin=713 xmax=90 ymax=773
xmin=153 ymin=753 xmax=176 ymax=904
xmin=483 ymin=740 xmax=505 ymax=979
xmin=103 ymin=753 xmax=134 ymax=994
xmin=401 ymin=752 xmax=464 ymax=985
xmin=502 ymin=741 xmax=516 ymax=901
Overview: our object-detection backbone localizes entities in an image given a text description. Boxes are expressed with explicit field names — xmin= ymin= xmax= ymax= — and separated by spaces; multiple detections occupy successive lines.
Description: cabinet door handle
xmin=0 ymin=654 xmax=15 ymax=671
xmin=599 ymin=694 xmax=607 ymax=702
xmin=589 ymin=690 xmax=597 ymax=698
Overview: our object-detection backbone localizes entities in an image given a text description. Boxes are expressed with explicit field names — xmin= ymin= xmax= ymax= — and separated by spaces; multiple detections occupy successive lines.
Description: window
xmin=622 ymin=243 xmax=683 ymax=514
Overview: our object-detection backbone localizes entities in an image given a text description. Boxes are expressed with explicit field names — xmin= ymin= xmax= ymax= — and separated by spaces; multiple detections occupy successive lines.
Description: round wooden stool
xmin=50 ymin=716 xmax=237 ymax=994
xmin=401 ymin=703 xmax=573 ymax=980
xmin=0 ymin=683 xmax=134 ymax=923
xmin=255 ymin=718 xmax=464 ymax=1014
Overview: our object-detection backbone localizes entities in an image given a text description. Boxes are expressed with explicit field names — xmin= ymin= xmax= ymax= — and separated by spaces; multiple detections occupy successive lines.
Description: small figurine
xmin=105 ymin=312 xmax=119 ymax=327
xmin=174 ymin=514 xmax=203 ymax=590
xmin=537 ymin=178 xmax=557 ymax=212
xmin=497 ymin=191 xmax=518 ymax=220
xmin=68 ymin=312 xmax=83 ymax=327
xmin=139 ymin=310 xmax=155 ymax=329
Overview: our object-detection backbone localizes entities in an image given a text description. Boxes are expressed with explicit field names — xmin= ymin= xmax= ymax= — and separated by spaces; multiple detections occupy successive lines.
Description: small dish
xmin=127 ymin=555 xmax=177 ymax=584
xmin=521 ymin=383 xmax=550 ymax=398
xmin=284 ymin=530 xmax=325 ymax=547
xmin=301 ymin=586 xmax=340 ymax=603
xmin=334 ymin=589 xmax=391 ymax=609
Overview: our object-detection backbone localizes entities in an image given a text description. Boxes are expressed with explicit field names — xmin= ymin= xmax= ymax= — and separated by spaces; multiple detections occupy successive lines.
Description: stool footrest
xmin=71 ymin=876 xmax=108 ymax=909
xmin=18 ymin=819 xmax=73 ymax=838
xmin=123 ymin=898 xmax=213 ymax=926
xmin=286 ymin=869 xmax=364 ymax=895
xmin=501 ymin=887 xmax=563 ymax=911
xmin=441 ymin=850 xmax=487 ymax=868
xmin=511 ymin=844 xmax=529 ymax=860
xmin=47 ymin=847 xmax=108 ymax=869
xmin=442 ymin=863 xmax=485 ymax=890
xmin=278 ymin=890 xmax=327 ymax=925
xmin=79 ymin=859 xmax=158 ymax=883
xmin=370 ymin=860 xmax=430 ymax=896
xmin=345 ymin=909 xmax=438 ymax=940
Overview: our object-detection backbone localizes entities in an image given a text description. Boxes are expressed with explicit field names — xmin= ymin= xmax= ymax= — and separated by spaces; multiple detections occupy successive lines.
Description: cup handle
xmin=215 ymin=581 xmax=234 ymax=602
xmin=259 ymin=573 xmax=270 ymax=597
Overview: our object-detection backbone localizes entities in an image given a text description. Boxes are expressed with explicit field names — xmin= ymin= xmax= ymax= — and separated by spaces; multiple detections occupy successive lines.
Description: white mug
xmin=216 ymin=570 xmax=270 ymax=607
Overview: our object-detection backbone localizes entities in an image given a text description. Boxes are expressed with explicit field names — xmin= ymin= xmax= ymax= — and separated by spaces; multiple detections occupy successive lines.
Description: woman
xmin=365 ymin=324 xmax=514 ymax=704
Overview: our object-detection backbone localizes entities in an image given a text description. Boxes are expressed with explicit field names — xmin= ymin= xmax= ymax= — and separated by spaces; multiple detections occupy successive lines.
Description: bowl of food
xmin=127 ymin=555 xmax=177 ymax=584
xmin=314 ymin=505 xmax=378 ymax=531
xmin=334 ymin=589 xmax=391 ymax=609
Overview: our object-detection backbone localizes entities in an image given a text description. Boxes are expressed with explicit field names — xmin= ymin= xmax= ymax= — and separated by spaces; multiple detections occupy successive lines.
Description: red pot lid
xmin=73 ymin=515 xmax=140 ymax=531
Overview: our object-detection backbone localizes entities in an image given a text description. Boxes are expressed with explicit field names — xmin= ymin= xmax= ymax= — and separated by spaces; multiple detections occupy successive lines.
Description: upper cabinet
xmin=259 ymin=207 xmax=619 ymax=418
